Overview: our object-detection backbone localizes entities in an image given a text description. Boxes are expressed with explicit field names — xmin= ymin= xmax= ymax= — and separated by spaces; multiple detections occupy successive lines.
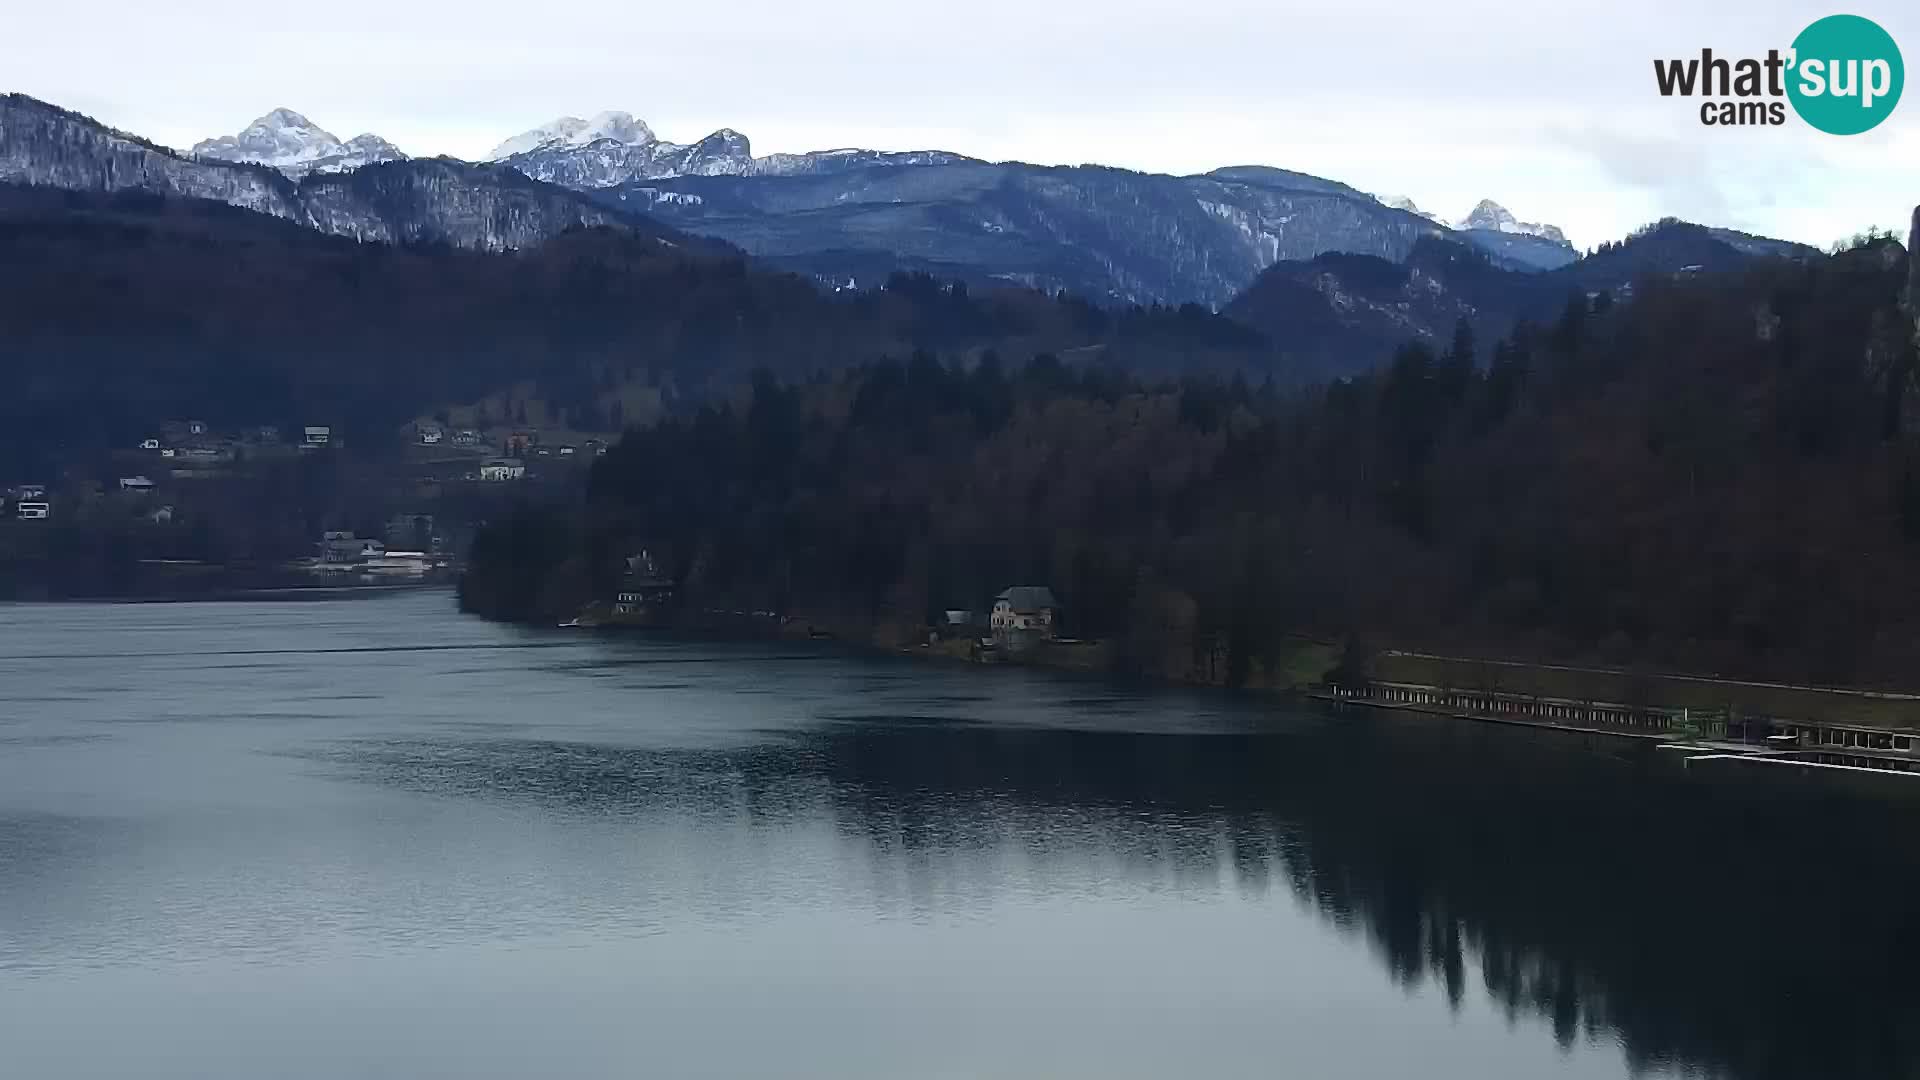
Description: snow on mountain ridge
xmin=488 ymin=110 xmax=977 ymax=185
xmin=199 ymin=106 xmax=977 ymax=187
xmin=1458 ymin=198 xmax=1570 ymax=247
xmin=3 ymin=94 xmax=660 ymax=254
xmin=344 ymin=134 xmax=403 ymax=156
xmin=178 ymin=103 xmax=1580 ymax=271
xmin=487 ymin=111 xmax=657 ymax=160
xmin=192 ymin=108 xmax=407 ymax=178
xmin=1378 ymin=194 xmax=1443 ymax=224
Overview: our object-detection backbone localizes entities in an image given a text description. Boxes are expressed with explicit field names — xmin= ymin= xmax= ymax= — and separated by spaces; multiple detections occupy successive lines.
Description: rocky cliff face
xmin=497 ymin=129 xmax=755 ymax=188
xmin=1 ymin=95 xmax=671 ymax=252
xmin=297 ymin=159 xmax=649 ymax=250
xmin=1 ymin=94 xmax=304 ymax=220
xmin=1909 ymin=205 xmax=1918 ymax=341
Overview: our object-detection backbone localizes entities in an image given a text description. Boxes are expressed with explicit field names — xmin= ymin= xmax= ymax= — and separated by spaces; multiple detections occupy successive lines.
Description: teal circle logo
xmin=1788 ymin=15 xmax=1903 ymax=135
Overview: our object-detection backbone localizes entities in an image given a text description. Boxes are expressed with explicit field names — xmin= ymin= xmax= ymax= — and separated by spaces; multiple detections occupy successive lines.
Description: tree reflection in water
xmin=345 ymin=706 xmax=1920 ymax=1080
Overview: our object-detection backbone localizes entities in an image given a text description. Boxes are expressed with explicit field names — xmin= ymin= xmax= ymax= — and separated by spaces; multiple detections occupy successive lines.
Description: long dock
xmin=1314 ymin=680 xmax=1920 ymax=780
xmin=1310 ymin=688 xmax=1670 ymax=744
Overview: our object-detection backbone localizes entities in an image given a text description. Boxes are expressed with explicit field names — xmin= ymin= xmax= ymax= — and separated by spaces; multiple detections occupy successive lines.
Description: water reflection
xmin=4 ymin=596 xmax=1920 ymax=1080
xmin=314 ymin=705 xmax=1920 ymax=1080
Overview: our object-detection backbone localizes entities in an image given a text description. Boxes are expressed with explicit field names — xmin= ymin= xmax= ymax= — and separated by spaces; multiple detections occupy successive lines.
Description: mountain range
xmin=478 ymin=110 xmax=978 ymax=185
xmin=165 ymin=101 xmax=1588 ymax=302
xmin=0 ymin=137 xmax=1847 ymax=484
xmin=0 ymin=95 xmax=693 ymax=252
xmin=0 ymin=92 xmax=1824 ymax=359
xmin=1381 ymin=194 xmax=1567 ymax=244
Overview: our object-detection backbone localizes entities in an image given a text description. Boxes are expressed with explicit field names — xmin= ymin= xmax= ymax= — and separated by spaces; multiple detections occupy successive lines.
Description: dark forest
xmin=462 ymin=237 xmax=1920 ymax=687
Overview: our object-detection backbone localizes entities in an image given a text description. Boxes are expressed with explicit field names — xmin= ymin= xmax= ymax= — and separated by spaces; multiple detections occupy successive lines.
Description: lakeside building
xmin=318 ymin=531 xmax=383 ymax=564
xmin=612 ymin=550 xmax=675 ymax=616
xmin=990 ymin=586 xmax=1060 ymax=653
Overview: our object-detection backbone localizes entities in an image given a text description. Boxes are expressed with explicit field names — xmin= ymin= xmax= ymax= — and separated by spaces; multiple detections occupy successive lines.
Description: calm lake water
xmin=3 ymin=590 xmax=1918 ymax=1079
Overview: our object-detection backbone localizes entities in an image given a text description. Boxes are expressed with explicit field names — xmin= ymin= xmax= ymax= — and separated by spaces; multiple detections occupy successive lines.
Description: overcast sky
xmin=6 ymin=0 xmax=1915 ymax=250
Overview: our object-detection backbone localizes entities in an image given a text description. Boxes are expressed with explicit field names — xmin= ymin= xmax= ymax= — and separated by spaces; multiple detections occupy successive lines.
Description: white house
xmin=139 ymin=438 xmax=162 ymax=450
xmin=988 ymin=586 xmax=1060 ymax=654
xmin=479 ymin=459 xmax=526 ymax=481
xmin=990 ymin=586 xmax=1060 ymax=638
xmin=15 ymin=502 xmax=49 ymax=520
xmin=303 ymin=426 xmax=332 ymax=448
xmin=118 ymin=476 xmax=155 ymax=494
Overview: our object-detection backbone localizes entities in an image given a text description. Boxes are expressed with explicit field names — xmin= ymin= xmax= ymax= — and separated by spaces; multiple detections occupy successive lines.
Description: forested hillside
xmin=0 ymin=186 xmax=1265 ymax=473
xmin=1224 ymin=220 xmax=1819 ymax=377
xmin=463 ymin=236 xmax=1920 ymax=687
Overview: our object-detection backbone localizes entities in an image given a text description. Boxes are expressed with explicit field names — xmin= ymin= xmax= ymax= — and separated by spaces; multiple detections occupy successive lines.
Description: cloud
xmin=1551 ymin=126 xmax=1735 ymax=228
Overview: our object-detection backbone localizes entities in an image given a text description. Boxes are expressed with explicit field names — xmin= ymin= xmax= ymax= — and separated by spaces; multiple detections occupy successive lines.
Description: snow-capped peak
xmin=344 ymin=133 xmax=404 ymax=157
xmin=1378 ymin=194 xmax=1443 ymax=224
xmin=191 ymin=108 xmax=407 ymax=178
xmin=1460 ymin=199 xmax=1518 ymax=232
xmin=196 ymin=108 xmax=337 ymax=165
xmin=260 ymin=107 xmax=320 ymax=133
xmin=1457 ymin=199 xmax=1570 ymax=246
xmin=488 ymin=111 xmax=657 ymax=160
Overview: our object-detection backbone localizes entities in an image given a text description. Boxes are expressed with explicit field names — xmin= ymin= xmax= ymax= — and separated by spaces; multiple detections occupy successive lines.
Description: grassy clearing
xmin=1263 ymin=637 xmax=1342 ymax=690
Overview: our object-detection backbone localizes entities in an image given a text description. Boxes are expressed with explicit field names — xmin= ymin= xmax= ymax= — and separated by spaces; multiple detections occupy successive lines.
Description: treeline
xmin=0 ymin=186 xmax=1271 ymax=476
xmin=462 ymin=238 xmax=1920 ymax=687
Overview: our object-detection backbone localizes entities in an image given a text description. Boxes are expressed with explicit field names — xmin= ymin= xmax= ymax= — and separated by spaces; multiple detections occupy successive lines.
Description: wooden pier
xmin=1316 ymin=679 xmax=1920 ymax=781
xmin=1319 ymin=681 xmax=1707 ymax=739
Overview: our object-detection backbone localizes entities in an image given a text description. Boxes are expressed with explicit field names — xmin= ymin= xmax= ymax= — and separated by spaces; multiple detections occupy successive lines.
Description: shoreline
xmin=27 ymin=585 xmax=1916 ymax=789
xmin=0 ymin=580 xmax=453 ymax=605
xmin=625 ymin=607 xmax=1920 ymax=780
xmin=545 ymin=608 xmax=1920 ymax=786
xmin=564 ymin=614 xmax=1920 ymax=780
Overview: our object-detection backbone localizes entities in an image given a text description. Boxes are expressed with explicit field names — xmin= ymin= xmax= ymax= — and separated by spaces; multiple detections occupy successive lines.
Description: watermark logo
xmin=1654 ymin=14 xmax=1903 ymax=134
xmin=1789 ymin=15 xmax=1903 ymax=134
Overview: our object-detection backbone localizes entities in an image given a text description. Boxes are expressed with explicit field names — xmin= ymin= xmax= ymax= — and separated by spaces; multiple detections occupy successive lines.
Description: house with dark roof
xmin=612 ymin=550 xmax=676 ymax=617
xmin=990 ymin=586 xmax=1060 ymax=650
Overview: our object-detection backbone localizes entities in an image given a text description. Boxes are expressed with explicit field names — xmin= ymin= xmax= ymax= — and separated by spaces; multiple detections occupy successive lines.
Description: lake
xmin=3 ymin=589 xmax=1917 ymax=1079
